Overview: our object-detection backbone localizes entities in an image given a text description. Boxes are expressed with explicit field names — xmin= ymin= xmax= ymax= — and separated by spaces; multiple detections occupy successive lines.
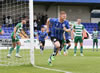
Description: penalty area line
xmin=34 ymin=65 xmax=72 ymax=73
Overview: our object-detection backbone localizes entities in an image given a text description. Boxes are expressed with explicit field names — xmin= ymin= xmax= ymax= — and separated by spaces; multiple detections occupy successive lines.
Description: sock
xmin=49 ymin=47 xmax=57 ymax=62
xmin=16 ymin=45 xmax=20 ymax=54
xmin=42 ymin=47 xmax=44 ymax=51
xmin=74 ymin=46 xmax=77 ymax=54
xmin=40 ymin=46 xmax=42 ymax=50
xmin=63 ymin=45 xmax=66 ymax=52
xmin=60 ymin=48 xmax=62 ymax=51
xmin=96 ymin=43 xmax=98 ymax=51
xmin=80 ymin=46 xmax=83 ymax=53
xmin=93 ymin=42 xmax=94 ymax=51
xmin=8 ymin=47 xmax=14 ymax=54
xmin=66 ymin=45 xmax=71 ymax=50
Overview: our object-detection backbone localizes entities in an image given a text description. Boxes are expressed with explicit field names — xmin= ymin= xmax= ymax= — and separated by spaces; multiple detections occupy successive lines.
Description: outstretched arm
xmin=21 ymin=30 xmax=29 ymax=38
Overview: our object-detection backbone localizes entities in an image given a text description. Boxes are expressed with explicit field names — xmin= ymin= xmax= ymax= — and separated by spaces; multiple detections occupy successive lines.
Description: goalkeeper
xmin=7 ymin=17 xmax=28 ymax=58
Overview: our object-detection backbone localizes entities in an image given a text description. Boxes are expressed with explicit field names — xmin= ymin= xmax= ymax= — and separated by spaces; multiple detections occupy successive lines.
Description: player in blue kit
xmin=37 ymin=26 xmax=48 ymax=54
xmin=46 ymin=11 xmax=71 ymax=66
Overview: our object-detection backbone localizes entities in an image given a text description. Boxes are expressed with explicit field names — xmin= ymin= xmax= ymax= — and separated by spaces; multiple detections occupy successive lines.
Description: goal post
xmin=29 ymin=0 xmax=34 ymax=65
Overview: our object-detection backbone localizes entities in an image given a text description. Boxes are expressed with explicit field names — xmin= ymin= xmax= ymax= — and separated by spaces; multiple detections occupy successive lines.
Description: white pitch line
xmin=34 ymin=65 xmax=72 ymax=73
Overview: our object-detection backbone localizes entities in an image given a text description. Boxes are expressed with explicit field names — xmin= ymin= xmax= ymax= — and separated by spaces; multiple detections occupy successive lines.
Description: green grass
xmin=0 ymin=49 xmax=100 ymax=73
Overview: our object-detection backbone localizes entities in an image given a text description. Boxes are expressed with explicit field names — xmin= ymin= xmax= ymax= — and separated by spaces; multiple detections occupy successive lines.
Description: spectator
xmin=37 ymin=13 xmax=41 ymax=20
xmin=8 ymin=16 xmax=13 ymax=27
xmin=98 ymin=21 xmax=100 ymax=31
xmin=37 ymin=17 xmax=41 ymax=30
xmin=41 ymin=13 xmax=45 ymax=25
xmin=3 ymin=15 xmax=6 ymax=24
xmin=34 ymin=20 xmax=38 ymax=30
xmin=34 ymin=13 xmax=37 ymax=21
xmin=44 ymin=14 xmax=48 ymax=24
xmin=5 ymin=16 xmax=9 ymax=27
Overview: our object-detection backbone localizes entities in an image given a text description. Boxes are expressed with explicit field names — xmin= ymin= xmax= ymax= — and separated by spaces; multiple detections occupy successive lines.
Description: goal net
xmin=0 ymin=0 xmax=34 ymax=66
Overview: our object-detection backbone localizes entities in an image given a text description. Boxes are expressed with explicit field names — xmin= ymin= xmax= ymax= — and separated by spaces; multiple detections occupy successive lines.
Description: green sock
xmin=96 ymin=45 xmax=98 ymax=51
xmin=16 ymin=45 xmax=20 ymax=54
xmin=80 ymin=46 xmax=83 ymax=53
xmin=74 ymin=46 xmax=77 ymax=54
xmin=63 ymin=45 xmax=66 ymax=52
xmin=9 ymin=47 xmax=14 ymax=54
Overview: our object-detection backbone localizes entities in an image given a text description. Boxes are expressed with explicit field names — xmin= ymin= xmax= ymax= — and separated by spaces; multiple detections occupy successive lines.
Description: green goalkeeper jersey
xmin=93 ymin=31 xmax=98 ymax=39
xmin=73 ymin=24 xmax=84 ymax=37
xmin=11 ymin=23 xmax=23 ymax=36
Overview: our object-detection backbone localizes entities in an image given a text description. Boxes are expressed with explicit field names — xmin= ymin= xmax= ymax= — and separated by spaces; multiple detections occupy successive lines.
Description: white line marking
xmin=34 ymin=65 xmax=72 ymax=73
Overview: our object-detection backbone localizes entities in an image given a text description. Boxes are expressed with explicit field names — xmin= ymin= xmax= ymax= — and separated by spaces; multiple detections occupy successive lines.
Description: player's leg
xmin=66 ymin=40 xmax=71 ymax=50
xmin=39 ymin=41 xmax=43 ymax=54
xmin=63 ymin=42 xmax=67 ymax=56
xmin=39 ymin=41 xmax=45 ymax=54
xmin=15 ymin=36 xmax=22 ymax=58
xmin=93 ymin=39 xmax=95 ymax=51
xmin=7 ymin=34 xmax=16 ymax=58
xmin=48 ymin=38 xmax=60 ymax=66
xmin=65 ymin=40 xmax=71 ymax=55
xmin=96 ymin=39 xmax=98 ymax=51
xmin=79 ymin=37 xmax=84 ymax=56
xmin=7 ymin=42 xmax=16 ymax=58
xmin=74 ymin=37 xmax=78 ymax=56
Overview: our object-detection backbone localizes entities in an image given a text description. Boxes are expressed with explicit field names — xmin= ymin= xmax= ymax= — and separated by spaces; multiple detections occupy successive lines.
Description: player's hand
xmin=82 ymin=37 xmax=84 ymax=40
xmin=63 ymin=27 xmax=66 ymax=31
xmin=47 ymin=29 xmax=49 ymax=33
xmin=13 ymin=34 xmax=16 ymax=39
xmin=71 ymin=37 xmax=74 ymax=40
xmin=25 ymin=35 xmax=29 ymax=38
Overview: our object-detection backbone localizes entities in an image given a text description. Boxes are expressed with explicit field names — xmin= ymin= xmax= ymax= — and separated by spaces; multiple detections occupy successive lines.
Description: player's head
xmin=21 ymin=16 xmax=28 ymax=24
xmin=41 ymin=25 xmax=45 ymax=32
xmin=94 ymin=28 xmax=96 ymax=31
xmin=60 ymin=11 xmax=67 ymax=21
xmin=77 ymin=19 xmax=81 ymax=24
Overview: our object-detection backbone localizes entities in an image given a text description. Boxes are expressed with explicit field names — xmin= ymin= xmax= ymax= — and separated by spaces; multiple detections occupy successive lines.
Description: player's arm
xmin=13 ymin=27 xmax=17 ymax=38
xmin=46 ymin=18 xmax=55 ymax=33
xmin=45 ymin=33 xmax=48 ymax=40
xmin=21 ymin=30 xmax=29 ymax=38
xmin=71 ymin=25 xmax=75 ymax=40
xmin=36 ymin=31 xmax=39 ymax=40
xmin=63 ymin=22 xmax=72 ymax=32
xmin=82 ymin=26 xmax=85 ymax=40
xmin=63 ymin=32 xmax=66 ymax=40
xmin=63 ymin=27 xmax=71 ymax=32
xmin=46 ymin=18 xmax=50 ymax=33
xmin=71 ymin=29 xmax=74 ymax=40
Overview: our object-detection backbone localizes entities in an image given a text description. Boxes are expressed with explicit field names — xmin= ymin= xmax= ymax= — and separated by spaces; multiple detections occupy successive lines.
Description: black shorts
xmin=51 ymin=37 xmax=63 ymax=48
xmin=66 ymin=39 xmax=70 ymax=43
xmin=39 ymin=41 xmax=45 ymax=46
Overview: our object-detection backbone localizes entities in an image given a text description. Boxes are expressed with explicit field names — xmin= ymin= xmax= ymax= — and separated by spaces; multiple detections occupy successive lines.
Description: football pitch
xmin=0 ymin=49 xmax=100 ymax=73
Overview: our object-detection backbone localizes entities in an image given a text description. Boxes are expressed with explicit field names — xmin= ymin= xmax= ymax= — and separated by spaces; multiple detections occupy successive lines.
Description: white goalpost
xmin=29 ymin=0 xmax=34 ymax=66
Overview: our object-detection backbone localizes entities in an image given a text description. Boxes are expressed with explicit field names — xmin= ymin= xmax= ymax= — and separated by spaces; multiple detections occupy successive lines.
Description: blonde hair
xmin=60 ymin=11 xmax=66 ymax=15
